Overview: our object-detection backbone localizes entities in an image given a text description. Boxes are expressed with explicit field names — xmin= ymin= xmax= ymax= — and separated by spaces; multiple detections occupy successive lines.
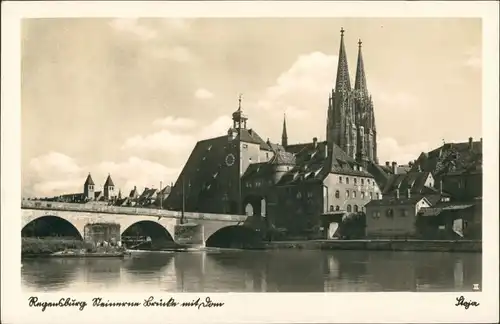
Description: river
xmin=21 ymin=250 xmax=481 ymax=292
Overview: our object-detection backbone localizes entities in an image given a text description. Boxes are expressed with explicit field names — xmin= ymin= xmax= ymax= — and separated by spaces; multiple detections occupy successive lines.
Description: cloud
xmin=464 ymin=54 xmax=481 ymax=69
xmin=377 ymin=137 xmax=432 ymax=165
xmin=152 ymin=116 xmax=197 ymax=130
xmin=24 ymin=152 xmax=179 ymax=198
xmin=149 ymin=45 xmax=194 ymax=63
xmin=194 ymin=88 xmax=214 ymax=100
xmin=109 ymin=18 xmax=158 ymax=40
xmin=255 ymin=51 xmax=336 ymax=117
xmin=120 ymin=115 xmax=232 ymax=176
xmin=373 ymin=91 xmax=418 ymax=110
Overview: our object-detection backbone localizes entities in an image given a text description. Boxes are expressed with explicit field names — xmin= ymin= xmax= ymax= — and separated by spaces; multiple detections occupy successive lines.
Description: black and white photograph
xmin=2 ymin=1 xmax=499 ymax=323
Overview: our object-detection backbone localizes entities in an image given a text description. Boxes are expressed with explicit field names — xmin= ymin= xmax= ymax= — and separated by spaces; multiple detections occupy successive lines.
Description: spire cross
xmin=340 ymin=27 xmax=345 ymax=36
xmin=358 ymin=39 xmax=362 ymax=47
xmin=238 ymin=94 xmax=243 ymax=111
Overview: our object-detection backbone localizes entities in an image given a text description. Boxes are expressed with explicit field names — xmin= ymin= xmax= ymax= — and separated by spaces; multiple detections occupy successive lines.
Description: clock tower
xmin=223 ymin=94 xmax=247 ymax=214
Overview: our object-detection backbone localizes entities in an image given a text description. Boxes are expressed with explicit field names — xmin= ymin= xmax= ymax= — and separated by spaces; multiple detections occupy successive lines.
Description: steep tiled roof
xmin=237 ymin=129 xmax=274 ymax=151
xmin=104 ymin=174 xmax=114 ymax=187
xmin=410 ymin=140 xmax=482 ymax=177
xmin=382 ymin=172 xmax=432 ymax=195
xmin=269 ymin=150 xmax=296 ymax=165
xmin=129 ymin=187 xmax=139 ymax=198
xmin=277 ymin=141 xmax=373 ymax=186
xmin=241 ymin=163 xmax=275 ymax=181
xmin=366 ymin=161 xmax=390 ymax=188
xmin=165 ymin=135 xmax=234 ymax=210
xmin=84 ymin=174 xmax=95 ymax=186
xmin=366 ymin=195 xmax=430 ymax=207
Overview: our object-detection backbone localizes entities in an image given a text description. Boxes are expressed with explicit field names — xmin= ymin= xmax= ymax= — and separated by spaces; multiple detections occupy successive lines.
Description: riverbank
xmin=22 ymin=237 xmax=127 ymax=258
xmin=260 ymin=239 xmax=481 ymax=252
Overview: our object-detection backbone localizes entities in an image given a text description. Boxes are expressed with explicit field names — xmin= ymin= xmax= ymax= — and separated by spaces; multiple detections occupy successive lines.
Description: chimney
xmin=392 ymin=161 xmax=398 ymax=174
xmin=395 ymin=189 xmax=400 ymax=199
xmin=407 ymin=188 xmax=411 ymax=198
xmin=439 ymin=180 xmax=443 ymax=194
xmin=385 ymin=161 xmax=390 ymax=167
xmin=468 ymin=137 xmax=473 ymax=150
xmin=313 ymin=137 xmax=318 ymax=148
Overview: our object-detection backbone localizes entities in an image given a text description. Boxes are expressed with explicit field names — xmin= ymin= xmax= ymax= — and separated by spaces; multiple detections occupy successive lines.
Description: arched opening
xmin=121 ymin=221 xmax=174 ymax=250
xmin=245 ymin=203 xmax=254 ymax=216
xmin=22 ymin=216 xmax=82 ymax=240
xmin=243 ymin=195 xmax=267 ymax=217
xmin=206 ymin=226 xmax=262 ymax=249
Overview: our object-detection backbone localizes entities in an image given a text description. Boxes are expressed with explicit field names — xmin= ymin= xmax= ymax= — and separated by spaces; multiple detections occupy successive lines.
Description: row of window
xmin=372 ymin=208 xmax=409 ymax=219
xmin=329 ymin=205 xmax=364 ymax=213
xmin=339 ymin=176 xmax=371 ymax=185
xmin=334 ymin=190 xmax=379 ymax=200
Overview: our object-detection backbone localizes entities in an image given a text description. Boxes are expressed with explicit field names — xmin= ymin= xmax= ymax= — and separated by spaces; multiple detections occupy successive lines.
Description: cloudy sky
xmin=21 ymin=18 xmax=482 ymax=198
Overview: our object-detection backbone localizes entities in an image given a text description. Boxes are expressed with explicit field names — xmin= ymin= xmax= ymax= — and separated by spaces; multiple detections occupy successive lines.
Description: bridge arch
xmin=205 ymin=225 xmax=261 ymax=248
xmin=22 ymin=215 xmax=84 ymax=240
xmin=243 ymin=194 xmax=267 ymax=217
xmin=121 ymin=220 xmax=174 ymax=249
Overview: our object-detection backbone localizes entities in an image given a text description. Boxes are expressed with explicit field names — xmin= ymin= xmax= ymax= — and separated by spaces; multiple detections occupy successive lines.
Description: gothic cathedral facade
xmin=326 ymin=28 xmax=378 ymax=166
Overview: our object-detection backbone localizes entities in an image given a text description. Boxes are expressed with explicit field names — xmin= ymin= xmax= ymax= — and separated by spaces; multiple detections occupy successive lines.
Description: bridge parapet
xmin=21 ymin=200 xmax=247 ymax=223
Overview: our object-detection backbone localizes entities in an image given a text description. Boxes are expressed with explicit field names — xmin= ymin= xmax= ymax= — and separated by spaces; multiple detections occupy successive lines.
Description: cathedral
xmin=326 ymin=27 xmax=378 ymax=166
xmin=164 ymin=28 xmax=386 ymax=235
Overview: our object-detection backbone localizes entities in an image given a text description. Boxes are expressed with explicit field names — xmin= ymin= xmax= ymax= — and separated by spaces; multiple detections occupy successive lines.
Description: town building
xmin=365 ymin=172 xmax=450 ymax=238
xmin=165 ymin=28 xmax=386 ymax=237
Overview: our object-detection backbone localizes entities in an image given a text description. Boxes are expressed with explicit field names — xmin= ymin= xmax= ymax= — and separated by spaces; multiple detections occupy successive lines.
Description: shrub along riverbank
xmin=21 ymin=237 xmax=126 ymax=257
xmin=22 ymin=237 xmax=93 ymax=257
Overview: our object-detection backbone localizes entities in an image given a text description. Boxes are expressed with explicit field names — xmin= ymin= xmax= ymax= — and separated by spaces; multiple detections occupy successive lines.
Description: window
xmin=242 ymin=144 xmax=248 ymax=149
xmin=376 ymin=193 xmax=380 ymax=200
xmin=401 ymin=209 xmax=408 ymax=217
xmin=354 ymin=205 xmax=359 ymax=212
xmin=367 ymin=179 xmax=370 ymax=184
xmin=361 ymin=179 xmax=364 ymax=185
xmin=346 ymin=190 xmax=350 ymax=198
xmin=339 ymin=176 xmax=343 ymax=184
xmin=354 ymin=178 xmax=357 ymax=184
xmin=370 ymin=192 xmax=373 ymax=199
xmin=335 ymin=190 xmax=340 ymax=199
xmin=329 ymin=205 xmax=334 ymax=212
xmin=346 ymin=177 xmax=350 ymax=184
xmin=361 ymin=191 xmax=365 ymax=199
xmin=352 ymin=191 xmax=357 ymax=198
xmin=372 ymin=211 xmax=378 ymax=218
xmin=335 ymin=205 xmax=340 ymax=211
xmin=386 ymin=208 xmax=394 ymax=218
xmin=296 ymin=192 xmax=302 ymax=199
xmin=307 ymin=191 xmax=313 ymax=198
xmin=347 ymin=205 xmax=352 ymax=212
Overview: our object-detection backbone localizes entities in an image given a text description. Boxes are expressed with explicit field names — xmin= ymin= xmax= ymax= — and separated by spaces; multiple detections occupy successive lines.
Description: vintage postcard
xmin=1 ymin=1 xmax=499 ymax=323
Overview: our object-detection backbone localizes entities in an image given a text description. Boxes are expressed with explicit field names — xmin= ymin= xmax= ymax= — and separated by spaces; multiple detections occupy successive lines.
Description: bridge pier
xmin=174 ymin=223 xmax=205 ymax=247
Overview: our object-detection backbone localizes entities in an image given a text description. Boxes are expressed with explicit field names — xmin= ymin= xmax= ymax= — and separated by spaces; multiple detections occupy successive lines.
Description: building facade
xmin=164 ymin=28 xmax=386 ymax=237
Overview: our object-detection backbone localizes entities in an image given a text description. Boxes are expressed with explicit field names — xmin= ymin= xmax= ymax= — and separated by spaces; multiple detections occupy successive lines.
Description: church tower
xmin=327 ymin=29 xmax=378 ymax=164
xmin=103 ymin=173 xmax=116 ymax=200
xmin=281 ymin=113 xmax=288 ymax=147
xmin=327 ymin=27 xmax=356 ymax=159
xmin=354 ymin=39 xmax=378 ymax=165
xmin=83 ymin=173 xmax=95 ymax=200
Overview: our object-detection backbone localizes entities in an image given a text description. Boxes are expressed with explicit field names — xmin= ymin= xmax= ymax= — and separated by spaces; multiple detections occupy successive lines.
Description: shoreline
xmin=258 ymin=239 xmax=482 ymax=253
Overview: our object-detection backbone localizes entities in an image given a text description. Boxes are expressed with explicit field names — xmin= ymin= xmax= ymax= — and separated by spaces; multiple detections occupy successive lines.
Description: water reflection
xmin=21 ymin=250 xmax=482 ymax=292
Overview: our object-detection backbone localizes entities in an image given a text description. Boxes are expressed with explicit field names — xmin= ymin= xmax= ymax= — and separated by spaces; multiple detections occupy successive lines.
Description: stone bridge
xmin=21 ymin=200 xmax=254 ymax=247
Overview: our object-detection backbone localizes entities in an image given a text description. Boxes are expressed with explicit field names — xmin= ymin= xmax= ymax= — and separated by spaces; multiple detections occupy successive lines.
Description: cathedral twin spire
xmin=327 ymin=27 xmax=378 ymax=164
